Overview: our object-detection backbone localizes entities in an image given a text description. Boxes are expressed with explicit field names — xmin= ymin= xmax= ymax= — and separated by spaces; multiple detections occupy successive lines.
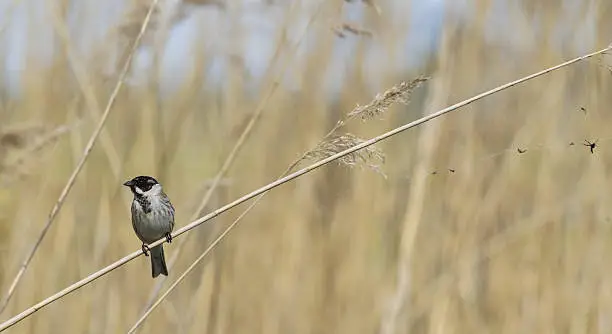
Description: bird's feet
xmin=142 ymin=244 xmax=150 ymax=256
xmin=165 ymin=232 xmax=172 ymax=243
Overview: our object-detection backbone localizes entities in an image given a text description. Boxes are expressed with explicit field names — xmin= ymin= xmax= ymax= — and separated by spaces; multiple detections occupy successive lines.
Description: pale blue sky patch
xmin=0 ymin=0 xmax=449 ymax=99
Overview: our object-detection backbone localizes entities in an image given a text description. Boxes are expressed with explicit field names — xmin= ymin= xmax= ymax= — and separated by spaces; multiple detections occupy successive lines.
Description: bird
xmin=123 ymin=175 xmax=175 ymax=278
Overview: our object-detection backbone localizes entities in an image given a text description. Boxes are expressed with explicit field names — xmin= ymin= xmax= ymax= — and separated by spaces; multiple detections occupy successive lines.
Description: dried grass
xmin=2 ymin=0 xmax=612 ymax=333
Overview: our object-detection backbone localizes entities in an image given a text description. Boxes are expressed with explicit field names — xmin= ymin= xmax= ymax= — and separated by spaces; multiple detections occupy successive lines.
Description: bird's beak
xmin=123 ymin=180 xmax=133 ymax=187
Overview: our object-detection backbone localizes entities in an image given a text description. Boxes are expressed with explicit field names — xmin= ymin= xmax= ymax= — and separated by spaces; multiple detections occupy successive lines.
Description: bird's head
xmin=123 ymin=175 xmax=162 ymax=197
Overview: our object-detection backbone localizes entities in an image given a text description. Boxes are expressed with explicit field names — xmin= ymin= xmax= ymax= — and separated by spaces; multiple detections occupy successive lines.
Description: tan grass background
xmin=2 ymin=0 xmax=612 ymax=333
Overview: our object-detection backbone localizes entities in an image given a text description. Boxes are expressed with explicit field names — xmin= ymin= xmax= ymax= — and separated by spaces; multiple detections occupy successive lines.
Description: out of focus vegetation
xmin=2 ymin=0 xmax=612 ymax=333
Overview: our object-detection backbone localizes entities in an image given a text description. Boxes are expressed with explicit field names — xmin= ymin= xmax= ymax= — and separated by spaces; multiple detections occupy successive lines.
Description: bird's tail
xmin=150 ymin=245 xmax=168 ymax=278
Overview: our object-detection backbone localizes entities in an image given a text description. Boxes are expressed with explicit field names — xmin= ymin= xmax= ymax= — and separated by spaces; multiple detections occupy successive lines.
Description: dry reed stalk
xmin=0 ymin=0 xmax=159 ymax=317
xmin=379 ymin=77 xmax=446 ymax=334
xmin=118 ymin=0 xmax=218 ymax=47
xmin=0 ymin=43 xmax=608 ymax=333
xmin=117 ymin=1 xmax=161 ymax=46
xmin=48 ymin=4 xmax=123 ymax=177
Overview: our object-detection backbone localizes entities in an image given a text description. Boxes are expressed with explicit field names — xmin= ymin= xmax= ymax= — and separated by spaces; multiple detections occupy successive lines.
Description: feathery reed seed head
xmin=304 ymin=133 xmax=386 ymax=175
xmin=347 ymin=76 xmax=430 ymax=121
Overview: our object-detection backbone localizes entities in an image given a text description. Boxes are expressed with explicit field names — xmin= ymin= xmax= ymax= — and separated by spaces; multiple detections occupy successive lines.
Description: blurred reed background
xmin=2 ymin=0 xmax=612 ymax=333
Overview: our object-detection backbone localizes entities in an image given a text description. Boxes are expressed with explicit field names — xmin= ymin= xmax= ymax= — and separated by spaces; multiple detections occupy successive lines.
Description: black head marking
xmin=123 ymin=175 xmax=159 ymax=194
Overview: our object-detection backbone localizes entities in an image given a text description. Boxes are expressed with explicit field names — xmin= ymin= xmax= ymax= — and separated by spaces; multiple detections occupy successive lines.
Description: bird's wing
xmin=161 ymin=191 xmax=175 ymax=231
xmin=130 ymin=200 xmax=142 ymax=242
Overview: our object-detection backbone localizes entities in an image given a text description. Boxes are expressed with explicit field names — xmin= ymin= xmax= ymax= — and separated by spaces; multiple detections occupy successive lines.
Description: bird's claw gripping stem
xmin=142 ymin=244 xmax=150 ymax=256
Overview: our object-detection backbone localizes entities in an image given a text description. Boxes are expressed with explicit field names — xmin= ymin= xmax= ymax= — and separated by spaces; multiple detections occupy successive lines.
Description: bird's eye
xmin=147 ymin=179 xmax=156 ymax=184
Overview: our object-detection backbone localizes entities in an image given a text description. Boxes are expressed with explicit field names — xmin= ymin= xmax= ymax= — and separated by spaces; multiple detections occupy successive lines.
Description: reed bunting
xmin=123 ymin=176 xmax=175 ymax=277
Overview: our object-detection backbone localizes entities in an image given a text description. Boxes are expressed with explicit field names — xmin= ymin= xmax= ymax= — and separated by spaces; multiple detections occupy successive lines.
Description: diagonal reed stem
xmin=0 ymin=43 xmax=608 ymax=333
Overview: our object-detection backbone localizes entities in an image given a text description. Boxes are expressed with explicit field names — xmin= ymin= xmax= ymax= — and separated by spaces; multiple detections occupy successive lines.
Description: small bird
xmin=123 ymin=176 xmax=175 ymax=278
